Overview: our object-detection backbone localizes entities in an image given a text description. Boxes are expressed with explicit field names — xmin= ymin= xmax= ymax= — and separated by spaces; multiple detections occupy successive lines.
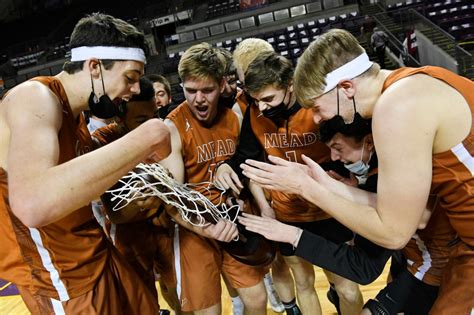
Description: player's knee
xmin=241 ymin=290 xmax=267 ymax=310
xmin=363 ymin=299 xmax=390 ymax=315
xmin=239 ymin=283 xmax=267 ymax=310
xmin=293 ymin=275 xmax=315 ymax=292
xmin=333 ymin=281 xmax=361 ymax=303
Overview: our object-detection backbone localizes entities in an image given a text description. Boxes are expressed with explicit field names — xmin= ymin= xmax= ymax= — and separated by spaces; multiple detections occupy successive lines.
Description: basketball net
xmin=105 ymin=163 xmax=240 ymax=227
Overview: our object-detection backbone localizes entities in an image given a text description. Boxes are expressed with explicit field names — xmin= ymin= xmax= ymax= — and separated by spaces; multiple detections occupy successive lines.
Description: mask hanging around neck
xmin=88 ymin=61 xmax=120 ymax=119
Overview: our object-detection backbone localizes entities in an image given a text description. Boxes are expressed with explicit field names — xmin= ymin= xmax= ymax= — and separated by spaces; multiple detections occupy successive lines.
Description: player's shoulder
xmin=3 ymin=79 xmax=59 ymax=109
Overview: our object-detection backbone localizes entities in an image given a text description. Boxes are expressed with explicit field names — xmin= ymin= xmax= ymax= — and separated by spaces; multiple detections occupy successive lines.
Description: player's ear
xmin=86 ymin=58 xmax=101 ymax=79
xmin=365 ymin=134 xmax=374 ymax=152
xmin=219 ymin=78 xmax=226 ymax=94
xmin=337 ymin=79 xmax=356 ymax=99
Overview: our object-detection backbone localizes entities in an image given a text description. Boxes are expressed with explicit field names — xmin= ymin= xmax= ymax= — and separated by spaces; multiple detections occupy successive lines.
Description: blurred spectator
xmin=371 ymin=27 xmax=388 ymax=68
xmin=146 ymin=74 xmax=177 ymax=119
xmin=360 ymin=15 xmax=376 ymax=52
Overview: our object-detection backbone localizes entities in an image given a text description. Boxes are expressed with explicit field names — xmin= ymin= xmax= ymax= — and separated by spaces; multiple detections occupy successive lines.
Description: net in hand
xmin=101 ymin=163 xmax=240 ymax=227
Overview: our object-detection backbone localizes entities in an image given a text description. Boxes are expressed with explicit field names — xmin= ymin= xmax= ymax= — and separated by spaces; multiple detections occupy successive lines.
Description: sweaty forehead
xmin=118 ymin=60 xmax=145 ymax=76
xmin=184 ymin=77 xmax=219 ymax=89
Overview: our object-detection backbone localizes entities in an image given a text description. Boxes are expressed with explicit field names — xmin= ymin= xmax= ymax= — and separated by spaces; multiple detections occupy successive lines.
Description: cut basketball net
xmin=104 ymin=163 xmax=240 ymax=227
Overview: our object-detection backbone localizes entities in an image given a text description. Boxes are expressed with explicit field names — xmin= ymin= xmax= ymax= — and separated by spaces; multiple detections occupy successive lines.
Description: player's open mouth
xmin=196 ymin=106 xmax=209 ymax=117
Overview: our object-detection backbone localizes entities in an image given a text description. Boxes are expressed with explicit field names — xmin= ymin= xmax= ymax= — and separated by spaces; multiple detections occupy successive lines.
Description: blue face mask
xmin=344 ymin=141 xmax=371 ymax=176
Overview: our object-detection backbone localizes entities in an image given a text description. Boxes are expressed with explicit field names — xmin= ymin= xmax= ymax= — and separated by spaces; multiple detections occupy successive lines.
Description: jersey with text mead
xmin=167 ymin=102 xmax=240 ymax=207
xmin=249 ymin=105 xmax=331 ymax=222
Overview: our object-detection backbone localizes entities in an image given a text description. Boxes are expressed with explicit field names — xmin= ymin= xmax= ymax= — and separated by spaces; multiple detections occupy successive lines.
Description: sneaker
xmin=264 ymin=273 xmax=285 ymax=313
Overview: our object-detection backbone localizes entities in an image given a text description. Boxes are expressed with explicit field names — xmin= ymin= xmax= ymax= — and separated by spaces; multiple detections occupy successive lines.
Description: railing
xmin=371 ymin=13 xmax=421 ymax=67
xmin=406 ymin=8 xmax=473 ymax=77
xmin=363 ymin=5 xmax=472 ymax=77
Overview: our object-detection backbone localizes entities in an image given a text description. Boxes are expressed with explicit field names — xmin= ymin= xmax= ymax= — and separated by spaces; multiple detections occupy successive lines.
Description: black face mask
xmin=262 ymin=101 xmax=286 ymax=119
xmin=88 ymin=62 xmax=123 ymax=119
xmin=320 ymin=88 xmax=371 ymax=139
xmin=261 ymin=88 xmax=288 ymax=120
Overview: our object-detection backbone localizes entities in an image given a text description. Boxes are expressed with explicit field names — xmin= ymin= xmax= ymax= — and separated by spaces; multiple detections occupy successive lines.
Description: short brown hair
xmin=178 ymin=42 xmax=225 ymax=84
xmin=244 ymin=51 xmax=293 ymax=94
xmin=146 ymin=74 xmax=171 ymax=97
xmin=63 ymin=13 xmax=147 ymax=74
xmin=294 ymin=29 xmax=378 ymax=108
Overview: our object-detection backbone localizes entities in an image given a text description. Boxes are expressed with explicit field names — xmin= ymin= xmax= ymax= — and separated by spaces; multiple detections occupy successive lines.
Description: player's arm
xmin=300 ymin=87 xmax=434 ymax=249
xmin=91 ymin=124 xmax=163 ymax=224
xmin=6 ymin=82 xmax=171 ymax=227
xmin=248 ymin=181 xmax=275 ymax=218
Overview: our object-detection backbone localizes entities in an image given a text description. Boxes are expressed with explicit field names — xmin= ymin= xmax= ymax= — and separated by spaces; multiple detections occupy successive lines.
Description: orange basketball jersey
xmin=167 ymin=102 xmax=240 ymax=205
xmin=383 ymin=67 xmax=474 ymax=314
xmin=0 ymin=77 xmax=108 ymax=301
xmin=402 ymin=204 xmax=456 ymax=286
xmin=92 ymin=123 xmax=125 ymax=146
xmin=383 ymin=66 xmax=474 ymax=247
xmin=249 ymin=105 xmax=331 ymax=222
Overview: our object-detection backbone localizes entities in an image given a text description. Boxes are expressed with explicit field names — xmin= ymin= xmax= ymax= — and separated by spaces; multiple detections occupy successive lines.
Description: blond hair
xmin=233 ymin=38 xmax=274 ymax=75
xmin=178 ymin=42 xmax=226 ymax=83
xmin=294 ymin=29 xmax=379 ymax=108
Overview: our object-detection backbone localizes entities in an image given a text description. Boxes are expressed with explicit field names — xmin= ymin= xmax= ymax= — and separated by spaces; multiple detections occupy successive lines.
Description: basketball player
xmin=240 ymin=28 xmax=474 ymax=314
xmin=92 ymin=76 xmax=179 ymax=313
xmin=240 ymin=114 xmax=455 ymax=314
xmin=231 ymin=39 xmax=298 ymax=315
xmin=216 ymin=51 xmax=363 ymax=315
xmin=0 ymin=13 xmax=171 ymax=314
xmin=158 ymin=42 xmax=267 ymax=315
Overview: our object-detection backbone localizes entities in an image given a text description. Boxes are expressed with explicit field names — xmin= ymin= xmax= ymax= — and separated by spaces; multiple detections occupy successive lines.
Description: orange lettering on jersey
xmin=290 ymin=134 xmax=304 ymax=147
xmin=196 ymin=139 xmax=236 ymax=163
xmin=264 ymin=132 xmax=318 ymax=149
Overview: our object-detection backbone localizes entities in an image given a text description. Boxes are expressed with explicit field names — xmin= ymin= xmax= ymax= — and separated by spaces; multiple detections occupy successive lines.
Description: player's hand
xmin=240 ymin=155 xmax=313 ymax=195
xmin=202 ymin=219 xmax=238 ymax=242
xmin=260 ymin=204 xmax=276 ymax=219
xmin=214 ymin=163 xmax=243 ymax=195
xmin=133 ymin=196 xmax=162 ymax=210
xmin=238 ymin=213 xmax=301 ymax=245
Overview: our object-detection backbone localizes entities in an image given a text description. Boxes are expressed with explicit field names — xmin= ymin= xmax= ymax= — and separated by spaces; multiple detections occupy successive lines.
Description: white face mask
xmin=344 ymin=141 xmax=371 ymax=176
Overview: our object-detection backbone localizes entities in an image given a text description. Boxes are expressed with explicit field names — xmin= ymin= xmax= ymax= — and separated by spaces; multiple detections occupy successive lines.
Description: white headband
xmin=70 ymin=46 xmax=146 ymax=64
xmin=322 ymin=53 xmax=373 ymax=93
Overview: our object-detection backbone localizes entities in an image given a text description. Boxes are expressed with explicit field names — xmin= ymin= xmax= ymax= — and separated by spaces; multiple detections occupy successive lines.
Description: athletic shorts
xmin=375 ymin=268 xmax=438 ymax=315
xmin=114 ymin=219 xmax=176 ymax=289
xmin=429 ymin=241 xmax=474 ymax=315
xmin=175 ymin=226 xmax=266 ymax=312
xmin=279 ymin=218 xmax=354 ymax=256
xmin=17 ymin=247 xmax=159 ymax=315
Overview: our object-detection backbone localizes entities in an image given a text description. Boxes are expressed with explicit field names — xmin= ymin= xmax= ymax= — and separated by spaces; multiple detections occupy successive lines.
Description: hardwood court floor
xmin=0 ymin=262 xmax=391 ymax=315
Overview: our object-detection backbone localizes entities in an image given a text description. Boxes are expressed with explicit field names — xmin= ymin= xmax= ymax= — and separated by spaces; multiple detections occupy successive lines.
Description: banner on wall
xmin=240 ymin=0 xmax=268 ymax=11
